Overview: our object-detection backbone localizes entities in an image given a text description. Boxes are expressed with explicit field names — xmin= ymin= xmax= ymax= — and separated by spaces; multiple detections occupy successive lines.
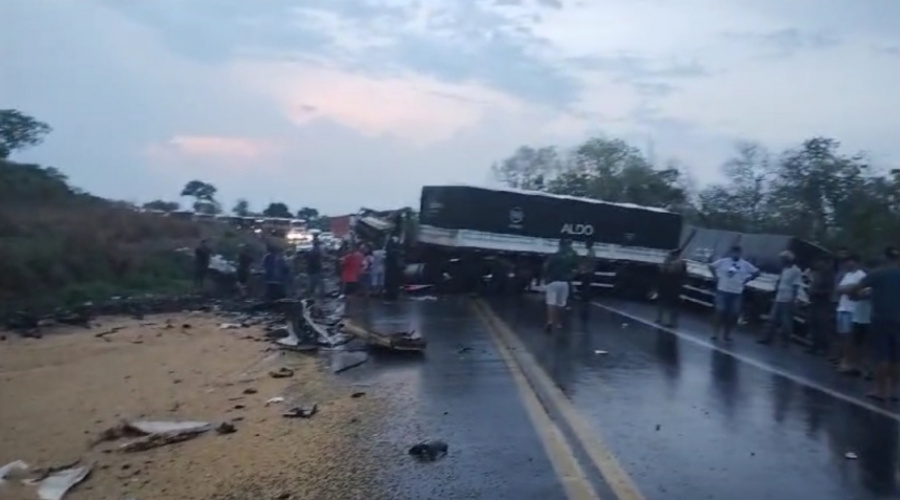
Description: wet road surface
xmin=485 ymin=294 xmax=900 ymax=500
xmin=341 ymin=297 xmax=571 ymax=500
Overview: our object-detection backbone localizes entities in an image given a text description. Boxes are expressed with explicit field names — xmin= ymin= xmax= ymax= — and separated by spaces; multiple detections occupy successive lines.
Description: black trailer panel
xmin=419 ymin=185 xmax=682 ymax=250
xmin=679 ymin=226 xmax=742 ymax=263
xmin=739 ymin=233 xmax=831 ymax=274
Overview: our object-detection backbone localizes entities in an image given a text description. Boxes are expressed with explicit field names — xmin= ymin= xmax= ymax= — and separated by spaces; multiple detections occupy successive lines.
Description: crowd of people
xmin=191 ymin=233 xmax=405 ymax=305
xmin=540 ymin=239 xmax=900 ymax=401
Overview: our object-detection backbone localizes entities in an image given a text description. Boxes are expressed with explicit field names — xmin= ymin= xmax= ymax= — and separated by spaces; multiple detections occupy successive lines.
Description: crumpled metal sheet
xmin=37 ymin=464 xmax=92 ymax=500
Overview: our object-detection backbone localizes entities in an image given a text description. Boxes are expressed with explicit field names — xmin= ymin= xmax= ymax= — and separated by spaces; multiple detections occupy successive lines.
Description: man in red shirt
xmin=341 ymin=245 xmax=365 ymax=296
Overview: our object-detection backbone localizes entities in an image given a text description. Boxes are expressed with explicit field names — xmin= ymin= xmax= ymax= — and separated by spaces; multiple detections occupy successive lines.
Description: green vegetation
xmin=494 ymin=136 xmax=900 ymax=256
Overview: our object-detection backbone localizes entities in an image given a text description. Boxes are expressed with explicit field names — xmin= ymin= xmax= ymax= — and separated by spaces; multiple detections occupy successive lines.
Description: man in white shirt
xmin=758 ymin=251 xmax=802 ymax=346
xmin=835 ymin=254 xmax=866 ymax=374
xmin=708 ymin=245 xmax=760 ymax=341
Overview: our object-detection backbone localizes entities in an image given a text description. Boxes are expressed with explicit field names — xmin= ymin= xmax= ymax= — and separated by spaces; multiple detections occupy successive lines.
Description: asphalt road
xmin=346 ymin=294 xmax=900 ymax=500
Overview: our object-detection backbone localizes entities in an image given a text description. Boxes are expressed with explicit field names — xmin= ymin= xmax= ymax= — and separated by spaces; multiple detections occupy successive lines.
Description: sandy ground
xmin=0 ymin=313 xmax=388 ymax=500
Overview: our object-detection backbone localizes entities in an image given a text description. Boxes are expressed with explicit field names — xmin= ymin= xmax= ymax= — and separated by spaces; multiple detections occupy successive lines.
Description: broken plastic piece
xmin=594 ymin=350 xmax=608 ymax=355
xmin=265 ymin=396 xmax=285 ymax=406
xmin=37 ymin=464 xmax=92 ymax=500
xmin=218 ymin=323 xmax=242 ymax=329
xmin=845 ymin=452 xmax=858 ymax=460
xmin=127 ymin=420 xmax=212 ymax=434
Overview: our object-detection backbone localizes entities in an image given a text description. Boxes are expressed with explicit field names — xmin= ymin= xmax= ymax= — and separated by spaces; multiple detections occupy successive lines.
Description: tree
xmin=494 ymin=137 xmax=689 ymax=210
xmin=0 ymin=109 xmax=52 ymax=159
xmin=262 ymin=202 xmax=292 ymax=218
xmin=232 ymin=199 xmax=250 ymax=217
xmin=296 ymin=207 xmax=319 ymax=220
xmin=696 ymin=142 xmax=774 ymax=231
xmin=180 ymin=180 xmax=218 ymax=214
xmin=142 ymin=200 xmax=180 ymax=212
xmin=491 ymin=146 xmax=563 ymax=190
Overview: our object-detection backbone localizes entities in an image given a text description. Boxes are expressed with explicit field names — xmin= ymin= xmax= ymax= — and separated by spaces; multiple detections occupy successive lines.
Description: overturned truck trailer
xmin=413 ymin=185 xmax=683 ymax=296
xmin=678 ymin=225 xmax=833 ymax=323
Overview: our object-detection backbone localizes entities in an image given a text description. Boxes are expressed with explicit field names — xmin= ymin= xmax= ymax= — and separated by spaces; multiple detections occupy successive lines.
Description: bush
xmin=0 ymin=160 xmax=226 ymax=314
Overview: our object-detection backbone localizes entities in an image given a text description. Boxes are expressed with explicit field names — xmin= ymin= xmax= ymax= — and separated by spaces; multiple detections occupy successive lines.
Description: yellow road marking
xmin=476 ymin=299 xmax=647 ymax=500
xmin=471 ymin=301 xmax=600 ymax=500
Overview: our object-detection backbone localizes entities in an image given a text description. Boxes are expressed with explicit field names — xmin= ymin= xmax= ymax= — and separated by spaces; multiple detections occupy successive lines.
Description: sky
xmin=2 ymin=0 xmax=899 ymax=216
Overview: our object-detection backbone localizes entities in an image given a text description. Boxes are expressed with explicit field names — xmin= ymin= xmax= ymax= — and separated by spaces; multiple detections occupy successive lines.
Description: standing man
xmin=806 ymin=257 xmax=835 ymax=355
xmin=384 ymin=236 xmax=401 ymax=302
xmin=708 ymin=245 xmax=760 ymax=341
xmin=543 ymin=239 xmax=578 ymax=332
xmin=341 ymin=244 xmax=365 ymax=297
xmin=758 ymin=251 xmax=803 ymax=346
xmin=305 ymin=237 xmax=325 ymax=298
xmin=657 ymin=249 xmax=687 ymax=328
xmin=370 ymin=244 xmax=386 ymax=295
xmin=579 ymin=240 xmax=597 ymax=308
xmin=834 ymin=254 xmax=866 ymax=374
xmin=194 ymin=239 xmax=212 ymax=292
xmin=236 ymin=244 xmax=253 ymax=298
xmin=845 ymin=246 xmax=900 ymax=401
xmin=262 ymin=244 xmax=291 ymax=302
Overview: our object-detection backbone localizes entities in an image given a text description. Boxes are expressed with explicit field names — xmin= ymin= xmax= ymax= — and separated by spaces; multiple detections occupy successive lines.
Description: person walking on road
xmin=709 ymin=245 xmax=760 ymax=341
xmin=758 ymin=251 xmax=803 ymax=346
xmin=369 ymin=245 xmax=386 ymax=295
xmin=657 ymin=249 xmax=687 ymax=328
xmin=844 ymin=247 xmax=900 ymax=401
xmin=543 ymin=238 xmax=578 ymax=332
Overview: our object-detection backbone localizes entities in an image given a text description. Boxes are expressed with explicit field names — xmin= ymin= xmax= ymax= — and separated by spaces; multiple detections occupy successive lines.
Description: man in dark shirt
xmin=846 ymin=246 xmax=900 ymax=401
xmin=194 ymin=239 xmax=212 ymax=291
xmin=305 ymin=238 xmax=324 ymax=298
xmin=262 ymin=244 xmax=291 ymax=301
xmin=543 ymin=239 xmax=577 ymax=332
xmin=806 ymin=257 xmax=835 ymax=355
xmin=236 ymin=244 xmax=253 ymax=297
xmin=657 ymin=249 xmax=687 ymax=327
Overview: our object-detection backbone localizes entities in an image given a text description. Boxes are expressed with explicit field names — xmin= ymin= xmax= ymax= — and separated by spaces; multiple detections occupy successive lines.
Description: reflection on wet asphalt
xmin=341 ymin=297 xmax=568 ymax=500
xmin=486 ymin=295 xmax=900 ymax=500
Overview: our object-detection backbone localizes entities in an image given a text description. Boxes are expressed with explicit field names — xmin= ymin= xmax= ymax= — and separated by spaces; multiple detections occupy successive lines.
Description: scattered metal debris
xmin=0 ymin=460 xmax=28 ymax=485
xmin=283 ymin=403 xmax=318 ymax=419
xmin=36 ymin=463 xmax=92 ymax=500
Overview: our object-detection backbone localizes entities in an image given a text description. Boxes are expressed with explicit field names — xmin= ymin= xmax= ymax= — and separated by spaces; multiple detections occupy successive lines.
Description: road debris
xmin=331 ymin=351 xmax=369 ymax=373
xmin=216 ymin=422 xmax=237 ymax=434
xmin=594 ymin=350 xmax=609 ymax=355
xmin=0 ymin=460 xmax=28 ymax=485
xmin=351 ymin=392 xmax=366 ymax=398
xmin=408 ymin=440 xmax=448 ymax=462
xmin=342 ymin=320 xmax=426 ymax=352
xmin=265 ymin=396 xmax=286 ymax=406
xmin=845 ymin=452 xmax=859 ymax=460
xmin=269 ymin=367 xmax=295 ymax=378
xmin=283 ymin=403 xmax=318 ymax=419
xmin=219 ymin=323 xmax=243 ymax=329
xmin=35 ymin=462 xmax=92 ymax=500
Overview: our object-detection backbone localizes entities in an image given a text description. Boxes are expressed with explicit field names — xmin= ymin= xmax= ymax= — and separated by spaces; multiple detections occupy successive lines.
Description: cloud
xmin=3 ymin=0 xmax=900 ymax=214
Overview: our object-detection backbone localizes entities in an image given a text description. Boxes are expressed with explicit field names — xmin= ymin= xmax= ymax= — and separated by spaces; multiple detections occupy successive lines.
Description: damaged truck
xmin=356 ymin=185 xmax=684 ymax=298
xmin=677 ymin=225 xmax=833 ymax=325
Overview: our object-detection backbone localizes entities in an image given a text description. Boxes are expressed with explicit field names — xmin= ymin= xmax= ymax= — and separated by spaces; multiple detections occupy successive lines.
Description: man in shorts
xmin=708 ymin=245 xmax=760 ymax=341
xmin=844 ymin=246 xmax=900 ymax=401
xmin=834 ymin=254 xmax=865 ymax=373
xmin=543 ymin=239 xmax=578 ymax=332
xmin=758 ymin=251 xmax=802 ymax=346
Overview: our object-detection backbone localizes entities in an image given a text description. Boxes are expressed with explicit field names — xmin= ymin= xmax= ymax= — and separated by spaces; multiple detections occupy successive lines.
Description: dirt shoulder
xmin=0 ymin=314 xmax=387 ymax=500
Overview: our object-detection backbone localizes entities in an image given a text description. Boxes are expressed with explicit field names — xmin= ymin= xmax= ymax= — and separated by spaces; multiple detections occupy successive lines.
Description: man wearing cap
xmin=758 ymin=250 xmax=802 ymax=346
xmin=709 ymin=245 xmax=760 ymax=341
xmin=844 ymin=246 xmax=900 ymax=401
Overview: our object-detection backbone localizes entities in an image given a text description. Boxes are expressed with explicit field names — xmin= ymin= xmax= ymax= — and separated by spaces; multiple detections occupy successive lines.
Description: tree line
xmin=492 ymin=136 xmax=900 ymax=256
